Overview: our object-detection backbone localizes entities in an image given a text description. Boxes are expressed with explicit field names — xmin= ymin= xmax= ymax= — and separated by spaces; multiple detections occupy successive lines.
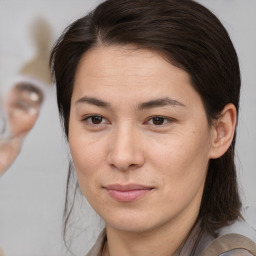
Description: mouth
xmin=104 ymin=184 xmax=154 ymax=202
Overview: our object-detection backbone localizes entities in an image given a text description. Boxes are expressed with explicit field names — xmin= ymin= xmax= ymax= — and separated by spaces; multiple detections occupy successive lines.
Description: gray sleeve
xmin=220 ymin=249 xmax=255 ymax=256
xmin=200 ymin=234 xmax=256 ymax=256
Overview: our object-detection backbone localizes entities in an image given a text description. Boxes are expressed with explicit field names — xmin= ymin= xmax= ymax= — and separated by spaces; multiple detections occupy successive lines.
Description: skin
xmin=69 ymin=45 xmax=236 ymax=256
xmin=0 ymin=136 xmax=23 ymax=176
xmin=6 ymin=86 xmax=41 ymax=137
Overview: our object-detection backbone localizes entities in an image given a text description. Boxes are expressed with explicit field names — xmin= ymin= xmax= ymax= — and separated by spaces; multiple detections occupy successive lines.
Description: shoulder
xmin=220 ymin=249 xmax=255 ymax=256
xmin=200 ymin=219 xmax=256 ymax=256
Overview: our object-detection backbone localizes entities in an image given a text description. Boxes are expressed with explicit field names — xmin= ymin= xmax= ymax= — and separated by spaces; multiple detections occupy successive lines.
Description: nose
xmin=107 ymin=124 xmax=145 ymax=171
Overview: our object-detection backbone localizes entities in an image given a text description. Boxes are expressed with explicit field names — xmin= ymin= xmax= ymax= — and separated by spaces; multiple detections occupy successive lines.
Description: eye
xmin=151 ymin=117 xmax=166 ymax=125
xmin=146 ymin=116 xmax=174 ymax=126
xmin=90 ymin=116 xmax=104 ymax=124
xmin=82 ymin=115 xmax=109 ymax=125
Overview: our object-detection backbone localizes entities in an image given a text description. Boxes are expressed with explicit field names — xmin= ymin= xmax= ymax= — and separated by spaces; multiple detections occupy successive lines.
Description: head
xmin=51 ymin=0 xmax=241 ymax=237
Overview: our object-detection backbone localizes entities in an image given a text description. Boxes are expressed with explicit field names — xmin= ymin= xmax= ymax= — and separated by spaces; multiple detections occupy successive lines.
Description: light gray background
xmin=0 ymin=1 xmax=255 ymax=256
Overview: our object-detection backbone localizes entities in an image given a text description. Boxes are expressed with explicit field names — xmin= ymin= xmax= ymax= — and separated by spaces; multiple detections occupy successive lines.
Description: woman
xmin=50 ymin=0 xmax=256 ymax=255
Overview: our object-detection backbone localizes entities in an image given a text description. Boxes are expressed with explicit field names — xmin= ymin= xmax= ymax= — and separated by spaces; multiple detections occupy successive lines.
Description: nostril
xmin=108 ymin=154 xmax=144 ymax=172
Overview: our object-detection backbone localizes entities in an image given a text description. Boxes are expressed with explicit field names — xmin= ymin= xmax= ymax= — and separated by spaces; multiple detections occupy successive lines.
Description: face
xmin=69 ymin=45 xmax=216 ymax=234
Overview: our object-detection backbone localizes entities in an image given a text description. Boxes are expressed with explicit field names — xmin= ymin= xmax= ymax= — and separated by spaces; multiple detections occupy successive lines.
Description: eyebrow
xmin=138 ymin=97 xmax=186 ymax=110
xmin=75 ymin=96 xmax=110 ymax=108
xmin=75 ymin=96 xmax=185 ymax=109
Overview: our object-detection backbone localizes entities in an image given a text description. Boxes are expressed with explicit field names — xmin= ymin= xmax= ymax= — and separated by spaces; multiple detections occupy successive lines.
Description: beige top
xmin=86 ymin=220 xmax=256 ymax=256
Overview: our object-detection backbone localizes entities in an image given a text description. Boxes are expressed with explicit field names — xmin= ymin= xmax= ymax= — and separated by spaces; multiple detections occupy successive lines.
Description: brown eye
xmin=152 ymin=117 xmax=165 ymax=125
xmin=82 ymin=115 xmax=110 ymax=129
xmin=90 ymin=116 xmax=103 ymax=124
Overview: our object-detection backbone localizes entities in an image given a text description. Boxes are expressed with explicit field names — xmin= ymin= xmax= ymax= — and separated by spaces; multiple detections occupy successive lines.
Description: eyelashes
xmin=82 ymin=115 xmax=110 ymax=126
xmin=81 ymin=114 xmax=175 ymax=129
xmin=145 ymin=116 xmax=174 ymax=126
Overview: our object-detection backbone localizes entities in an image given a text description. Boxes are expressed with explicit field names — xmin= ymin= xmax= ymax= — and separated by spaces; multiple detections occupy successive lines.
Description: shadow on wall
xmin=20 ymin=17 xmax=52 ymax=84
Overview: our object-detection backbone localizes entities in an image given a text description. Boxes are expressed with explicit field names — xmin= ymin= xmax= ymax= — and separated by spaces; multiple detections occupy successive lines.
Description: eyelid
xmin=144 ymin=115 xmax=176 ymax=126
xmin=80 ymin=114 xmax=175 ymax=127
xmin=81 ymin=114 xmax=110 ymax=125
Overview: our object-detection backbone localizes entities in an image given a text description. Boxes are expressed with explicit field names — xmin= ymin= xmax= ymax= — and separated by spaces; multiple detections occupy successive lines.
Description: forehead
xmin=74 ymin=45 xmax=192 ymax=93
xmin=71 ymin=46 xmax=205 ymax=112
xmin=78 ymin=45 xmax=190 ymax=78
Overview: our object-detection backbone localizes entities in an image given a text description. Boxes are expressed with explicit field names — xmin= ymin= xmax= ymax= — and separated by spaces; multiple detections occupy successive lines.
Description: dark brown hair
xmin=50 ymin=0 xmax=241 ymax=239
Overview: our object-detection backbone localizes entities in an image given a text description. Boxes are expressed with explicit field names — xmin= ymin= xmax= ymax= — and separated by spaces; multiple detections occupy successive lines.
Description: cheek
xmin=69 ymin=138 xmax=102 ymax=203
xmin=148 ymin=129 xmax=211 ymax=191
xmin=69 ymin=112 xmax=102 ymax=169
xmin=69 ymin=136 xmax=102 ymax=175
xmin=68 ymin=119 xmax=101 ymax=183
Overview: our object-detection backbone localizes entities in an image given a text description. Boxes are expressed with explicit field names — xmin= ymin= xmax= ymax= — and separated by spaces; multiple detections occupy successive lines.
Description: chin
xmin=109 ymin=221 xmax=153 ymax=233
xmin=104 ymin=212 xmax=160 ymax=234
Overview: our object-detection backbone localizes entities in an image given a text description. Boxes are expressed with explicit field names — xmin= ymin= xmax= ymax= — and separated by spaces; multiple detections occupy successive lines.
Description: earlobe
xmin=209 ymin=103 xmax=237 ymax=159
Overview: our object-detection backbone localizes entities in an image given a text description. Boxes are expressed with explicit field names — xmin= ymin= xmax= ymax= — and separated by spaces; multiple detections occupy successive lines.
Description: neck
xmin=104 ymin=214 xmax=198 ymax=256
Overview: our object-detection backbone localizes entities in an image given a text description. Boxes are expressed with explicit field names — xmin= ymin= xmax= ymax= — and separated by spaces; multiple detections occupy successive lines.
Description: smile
xmin=104 ymin=184 xmax=153 ymax=202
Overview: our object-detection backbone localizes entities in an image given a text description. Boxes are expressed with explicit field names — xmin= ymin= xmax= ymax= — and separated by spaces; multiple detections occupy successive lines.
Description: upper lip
xmin=104 ymin=184 xmax=153 ymax=191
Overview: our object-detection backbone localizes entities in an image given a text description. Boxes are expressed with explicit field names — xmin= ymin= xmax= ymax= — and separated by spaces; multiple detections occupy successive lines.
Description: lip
xmin=104 ymin=184 xmax=153 ymax=202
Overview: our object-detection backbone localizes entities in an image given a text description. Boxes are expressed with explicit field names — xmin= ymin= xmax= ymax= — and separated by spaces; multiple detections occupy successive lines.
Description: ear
xmin=209 ymin=103 xmax=237 ymax=159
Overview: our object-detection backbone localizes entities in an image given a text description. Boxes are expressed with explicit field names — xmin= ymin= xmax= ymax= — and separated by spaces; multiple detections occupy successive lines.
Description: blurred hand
xmin=6 ymin=82 xmax=43 ymax=137
xmin=0 ymin=82 xmax=43 ymax=176
xmin=0 ymin=136 xmax=23 ymax=176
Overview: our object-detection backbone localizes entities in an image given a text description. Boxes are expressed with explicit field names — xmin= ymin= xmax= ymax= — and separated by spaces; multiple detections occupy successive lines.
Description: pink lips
xmin=104 ymin=184 xmax=153 ymax=202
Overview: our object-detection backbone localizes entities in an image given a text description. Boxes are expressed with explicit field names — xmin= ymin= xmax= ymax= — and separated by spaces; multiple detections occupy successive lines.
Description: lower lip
xmin=106 ymin=189 xmax=152 ymax=202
